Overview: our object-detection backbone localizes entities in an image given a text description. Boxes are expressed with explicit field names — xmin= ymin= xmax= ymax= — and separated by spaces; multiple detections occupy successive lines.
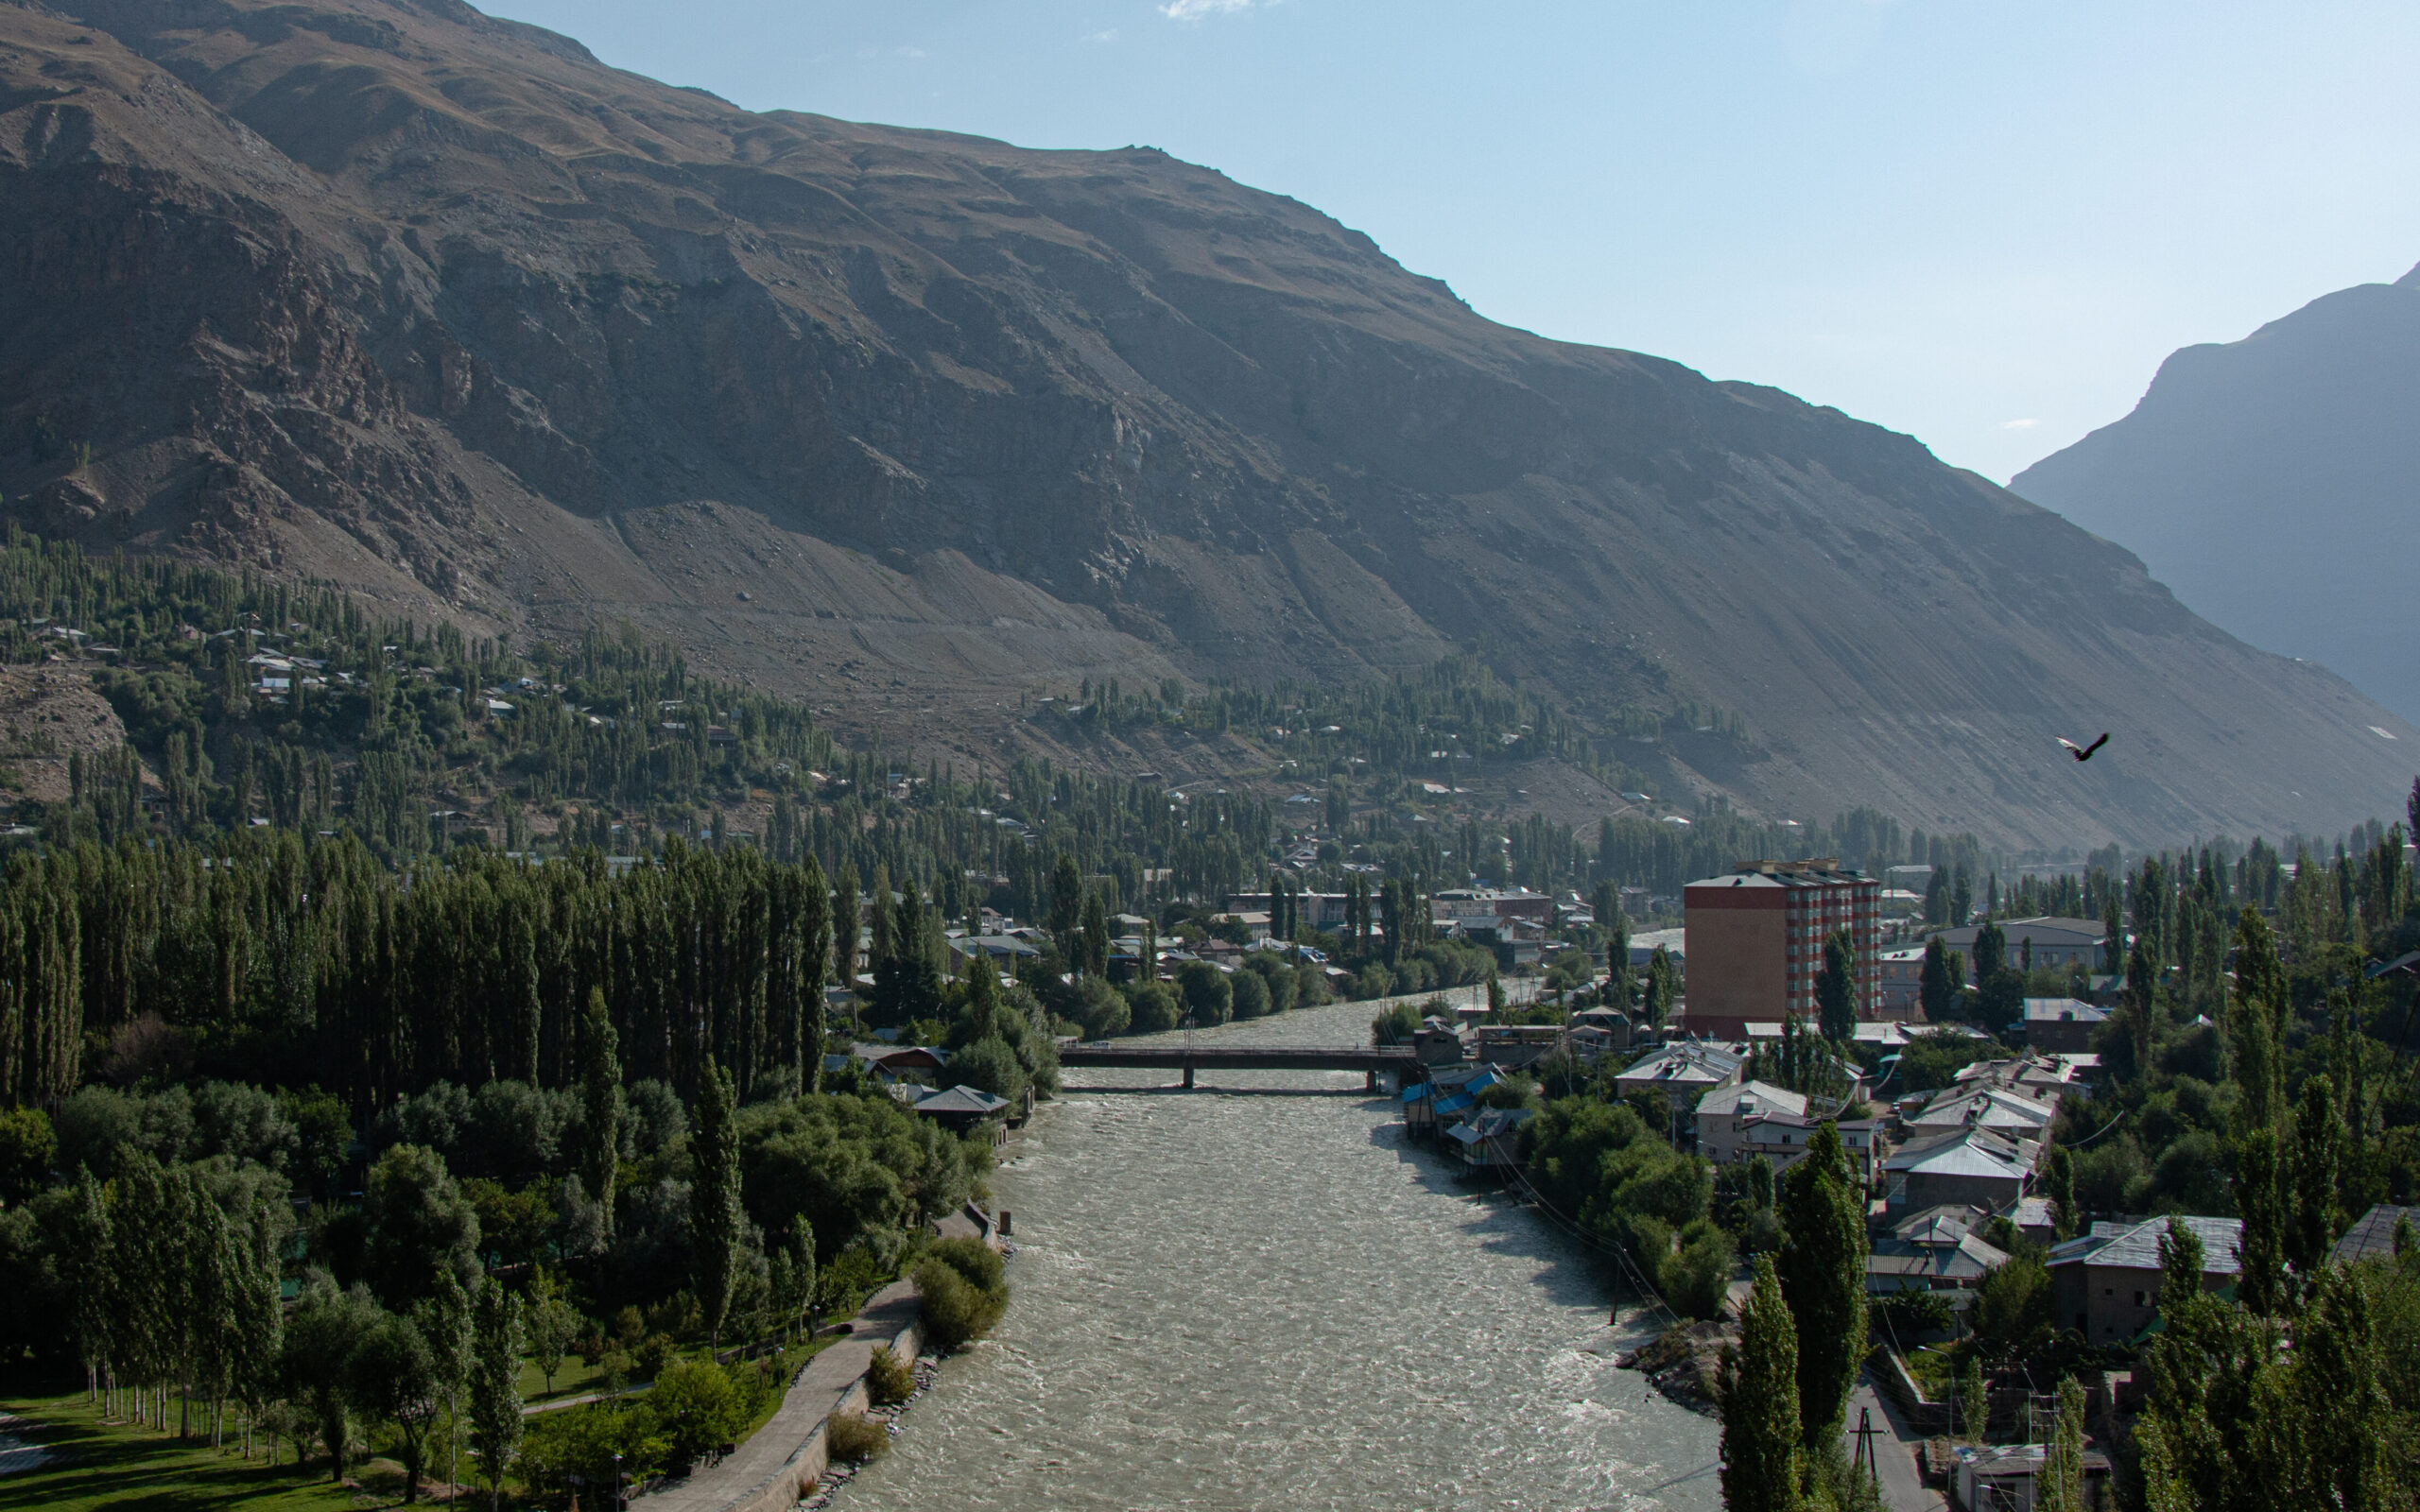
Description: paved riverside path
xmin=631 ymin=1279 xmax=922 ymax=1512
xmin=1845 ymin=1379 xmax=1945 ymax=1512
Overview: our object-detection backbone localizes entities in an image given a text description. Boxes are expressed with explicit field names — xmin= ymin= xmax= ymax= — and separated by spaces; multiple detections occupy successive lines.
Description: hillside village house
xmin=2048 ymin=1215 xmax=2243 ymax=1342
xmin=1681 ymin=859 xmax=1879 ymax=1039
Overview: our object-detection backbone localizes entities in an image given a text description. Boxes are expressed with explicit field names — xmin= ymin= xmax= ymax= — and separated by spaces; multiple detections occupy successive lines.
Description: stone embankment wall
xmin=632 ymin=1281 xmax=925 ymax=1512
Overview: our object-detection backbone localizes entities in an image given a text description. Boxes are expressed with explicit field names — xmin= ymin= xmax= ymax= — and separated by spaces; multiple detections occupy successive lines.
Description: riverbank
xmin=627 ymin=1280 xmax=925 ymax=1512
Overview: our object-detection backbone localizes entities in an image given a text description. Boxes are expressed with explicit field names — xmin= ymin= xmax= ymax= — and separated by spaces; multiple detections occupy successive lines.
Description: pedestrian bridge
xmin=1057 ymin=1042 xmax=1420 ymax=1088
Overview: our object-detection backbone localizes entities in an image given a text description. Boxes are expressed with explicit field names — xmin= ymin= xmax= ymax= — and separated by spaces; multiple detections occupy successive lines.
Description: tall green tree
xmin=577 ymin=986 xmax=622 ymax=1233
xmin=364 ymin=1143 xmax=481 ymax=1310
xmin=2045 ymin=1144 xmax=2078 ymax=1241
xmin=1776 ymin=1122 xmax=1868 ymax=1450
xmin=2289 ymin=1075 xmax=2342 ymax=1293
xmin=1644 ymin=946 xmax=1676 ymax=1033
xmin=1719 ymin=1256 xmax=1802 ymax=1512
xmin=468 ymin=1280 xmax=524 ymax=1511
xmin=349 ymin=1310 xmax=443 ymax=1502
xmin=1815 ymin=927 xmax=1856 ymax=1042
xmin=1918 ymin=936 xmax=1957 ymax=1022
xmin=284 ymin=1277 xmax=380 ymax=1482
xmin=692 ymin=1057 xmax=742 ymax=1348
xmin=416 ymin=1267 xmax=475 ymax=1498
xmin=2232 ymin=1127 xmax=2290 ymax=1315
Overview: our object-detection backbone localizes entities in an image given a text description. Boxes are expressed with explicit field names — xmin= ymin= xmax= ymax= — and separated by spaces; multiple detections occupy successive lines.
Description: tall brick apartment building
xmin=1683 ymin=859 xmax=1879 ymax=1039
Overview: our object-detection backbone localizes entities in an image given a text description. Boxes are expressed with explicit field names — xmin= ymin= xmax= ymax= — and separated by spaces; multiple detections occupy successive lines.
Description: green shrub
xmin=824 ymin=1410 xmax=889 ymax=1463
xmin=866 ymin=1344 xmax=916 ymax=1406
xmin=648 ymin=1358 xmax=746 ymax=1467
xmin=633 ymin=1332 xmax=677 ymax=1383
xmin=1122 ymin=980 xmax=1182 ymax=1034
xmin=914 ymin=1251 xmax=1008 ymax=1352
xmin=1661 ymin=1219 xmax=1736 ymax=1319
xmin=928 ymin=1236 xmax=1005 ymax=1294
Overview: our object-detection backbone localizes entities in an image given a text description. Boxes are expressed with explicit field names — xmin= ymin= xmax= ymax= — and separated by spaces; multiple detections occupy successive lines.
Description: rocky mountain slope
xmin=2014 ymin=266 xmax=2420 ymax=726
xmin=1 ymin=0 xmax=2411 ymax=848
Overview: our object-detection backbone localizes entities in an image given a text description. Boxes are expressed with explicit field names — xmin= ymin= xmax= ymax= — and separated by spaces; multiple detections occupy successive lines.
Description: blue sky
xmin=486 ymin=0 xmax=2420 ymax=484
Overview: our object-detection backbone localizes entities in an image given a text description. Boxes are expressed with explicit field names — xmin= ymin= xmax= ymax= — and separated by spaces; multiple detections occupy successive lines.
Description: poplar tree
xmin=1718 ymin=1256 xmax=1801 ymax=1512
xmin=2232 ymin=1128 xmax=2289 ymax=1315
xmin=1815 ymin=927 xmax=1856 ymax=1041
xmin=1776 ymin=1122 xmax=1867 ymax=1451
xmin=1918 ymin=936 xmax=1955 ymax=1022
xmin=469 ymin=1279 xmax=524 ymax=1510
xmin=2045 ymin=1145 xmax=2078 ymax=1241
xmin=2038 ymin=1376 xmax=2087 ymax=1512
xmin=692 ymin=1057 xmax=741 ymax=1348
xmin=2288 ymin=1075 xmax=2342 ymax=1293
xmin=1644 ymin=946 xmax=1676 ymax=1033
xmin=578 ymin=987 xmax=622 ymax=1233
xmin=417 ymin=1268 xmax=475 ymax=1497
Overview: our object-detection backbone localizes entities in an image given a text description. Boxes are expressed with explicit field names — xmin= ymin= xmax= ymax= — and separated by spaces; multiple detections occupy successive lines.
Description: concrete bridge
xmin=1057 ymin=1042 xmax=1420 ymax=1089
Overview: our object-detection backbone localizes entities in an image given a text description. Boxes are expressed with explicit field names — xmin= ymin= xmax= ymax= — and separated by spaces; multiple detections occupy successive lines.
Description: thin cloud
xmin=1081 ymin=27 xmax=1119 ymax=43
xmin=1998 ymin=418 xmax=2040 ymax=431
xmin=896 ymin=46 xmax=926 ymax=59
xmin=1161 ymin=0 xmax=1254 ymax=20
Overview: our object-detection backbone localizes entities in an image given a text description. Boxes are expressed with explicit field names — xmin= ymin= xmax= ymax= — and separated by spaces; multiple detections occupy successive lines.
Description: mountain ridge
xmin=2014 ymin=270 xmax=2420 ymax=726
xmin=0 ymin=0 xmax=2411 ymax=848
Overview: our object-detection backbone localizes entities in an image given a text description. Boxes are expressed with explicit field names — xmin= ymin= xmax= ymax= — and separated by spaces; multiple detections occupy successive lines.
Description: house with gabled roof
xmin=2048 ymin=1214 xmax=2242 ymax=1343
xmin=1881 ymin=1125 xmax=2035 ymax=1213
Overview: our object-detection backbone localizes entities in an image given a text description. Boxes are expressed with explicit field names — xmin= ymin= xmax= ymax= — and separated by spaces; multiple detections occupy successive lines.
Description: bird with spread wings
xmin=2058 ymin=733 xmax=2110 ymax=763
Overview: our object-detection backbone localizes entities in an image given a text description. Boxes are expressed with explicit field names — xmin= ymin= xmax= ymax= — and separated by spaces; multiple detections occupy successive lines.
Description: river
xmin=838 ymin=996 xmax=1723 ymax=1512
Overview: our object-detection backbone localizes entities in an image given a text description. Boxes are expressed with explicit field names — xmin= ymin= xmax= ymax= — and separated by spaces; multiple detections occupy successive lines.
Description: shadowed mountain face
xmin=2014 ymin=267 xmax=2420 ymax=727
xmin=1 ymin=0 xmax=2411 ymax=848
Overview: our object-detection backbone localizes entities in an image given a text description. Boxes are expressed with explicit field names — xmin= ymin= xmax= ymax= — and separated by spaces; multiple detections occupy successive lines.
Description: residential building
xmin=1932 ymin=917 xmax=2109 ymax=980
xmin=913 ymin=1085 xmax=1012 ymax=1144
xmin=1953 ymin=1444 xmax=2114 ymax=1511
xmin=1443 ymin=1105 xmax=1535 ymax=1172
xmin=1694 ymin=1080 xmax=1809 ymax=1165
xmin=1682 ymin=859 xmax=1879 ymax=1038
xmin=1881 ymin=1125 xmax=2036 ymax=1213
xmin=2048 ymin=1215 xmax=2244 ymax=1342
xmin=1474 ymin=1023 xmax=1564 ymax=1069
xmin=1221 ymin=891 xmax=1353 ymax=931
xmin=1614 ymin=1041 xmax=1746 ymax=1127
xmin=2022 ymin=997 xmax=2109 ymax=1055
xmin=2330 ymin=1203 xmax=2419 ymax=1264
xmin=1905 ymin=1084 xmax=2057 ymax=1144
xmin=1866 ymin=1215 xmax=2011 ymax=1295
xmin=1876 ymin=945 xmax=1929 ymax=1016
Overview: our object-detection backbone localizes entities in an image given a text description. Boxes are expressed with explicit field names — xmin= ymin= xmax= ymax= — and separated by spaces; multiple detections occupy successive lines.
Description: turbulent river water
xmin=841 ymin=997 xmax=1722 ymax=1512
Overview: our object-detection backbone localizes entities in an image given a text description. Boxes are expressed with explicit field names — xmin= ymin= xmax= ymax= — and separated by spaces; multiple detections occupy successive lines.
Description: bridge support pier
xmin=1182 ymin=1064 xmax=1195 ymax=1091
xmin=1366 ymin=1070 xmax=1377 ymax=1091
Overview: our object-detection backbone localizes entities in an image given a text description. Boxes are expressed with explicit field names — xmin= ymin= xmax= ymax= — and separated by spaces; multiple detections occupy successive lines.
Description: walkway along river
xmin=838 ymin=995 xmax=1722 ymax=1512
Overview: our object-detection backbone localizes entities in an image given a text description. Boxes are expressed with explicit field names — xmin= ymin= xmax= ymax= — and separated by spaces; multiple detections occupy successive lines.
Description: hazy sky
xmin=486 ymin=0 xmax=2420 ymax=485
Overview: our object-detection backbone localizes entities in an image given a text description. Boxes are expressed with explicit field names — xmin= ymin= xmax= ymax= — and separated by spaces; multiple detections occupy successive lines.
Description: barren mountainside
xmin=2013 ymin=266 xmax=2420 ymax=726
xmin=1 ymin=0 xmax=2411 ymax=847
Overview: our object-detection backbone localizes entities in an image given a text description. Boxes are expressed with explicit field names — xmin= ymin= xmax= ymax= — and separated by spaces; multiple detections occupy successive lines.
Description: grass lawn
xmin=515 ymin=1351 xmax=611 ymax=1407
xmin=0 ymin=1392 xmax=375 ymax=1512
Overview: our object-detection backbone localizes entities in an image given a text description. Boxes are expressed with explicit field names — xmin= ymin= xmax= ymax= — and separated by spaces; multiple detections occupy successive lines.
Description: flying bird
xmin=2058 ymin=733 xmax=2110 ymax=763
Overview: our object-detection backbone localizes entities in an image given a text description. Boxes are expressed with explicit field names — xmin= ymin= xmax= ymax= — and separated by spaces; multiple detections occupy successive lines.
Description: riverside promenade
xmin=631 ymin=1279 xmax=924 ymax=1512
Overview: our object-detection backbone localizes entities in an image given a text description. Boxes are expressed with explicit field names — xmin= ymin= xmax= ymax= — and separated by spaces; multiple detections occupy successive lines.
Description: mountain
xmin=2014 ymin=267 xmax=2420 ymax=725
xmin=1 ymin=0 xmax=2411 ymax=850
